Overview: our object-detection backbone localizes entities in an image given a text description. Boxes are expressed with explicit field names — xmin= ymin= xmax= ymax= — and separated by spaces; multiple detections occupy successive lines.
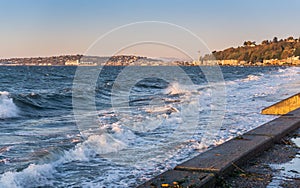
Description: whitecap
xmin=0 ymin=164 xmax=55 ymax=188
xmin=241 ymin=74 xmax=261 ymax=82
xmin=164 ymin=82 xmax=187 ymax=95
xmin=0 ymin=91 xmax=19 ymax=119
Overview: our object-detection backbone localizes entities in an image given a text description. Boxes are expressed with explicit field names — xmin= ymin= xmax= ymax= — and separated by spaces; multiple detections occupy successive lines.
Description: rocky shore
xmin=219 ymin=128 xmax=300 ymax=188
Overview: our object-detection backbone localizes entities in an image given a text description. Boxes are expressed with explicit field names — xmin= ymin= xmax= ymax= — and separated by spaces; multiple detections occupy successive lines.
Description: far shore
xmin=0 ymin=54 xmax=300 ymax=67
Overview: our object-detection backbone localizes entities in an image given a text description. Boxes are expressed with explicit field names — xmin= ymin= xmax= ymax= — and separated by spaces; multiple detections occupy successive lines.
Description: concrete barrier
xmin=138 ymin=108 xmax=300 ymax=188
xmin=261 ymin=93 xmax=300 ymax=115
xmin=138 ymin=170 xmax=215 ymax=188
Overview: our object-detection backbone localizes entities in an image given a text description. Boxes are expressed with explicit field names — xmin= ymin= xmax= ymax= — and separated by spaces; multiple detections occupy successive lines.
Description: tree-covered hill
xmin=205 ymin=37 xmax=300 ymax=63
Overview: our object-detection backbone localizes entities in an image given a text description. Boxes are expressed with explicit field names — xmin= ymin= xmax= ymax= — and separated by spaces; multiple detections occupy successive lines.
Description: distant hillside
xmin=204 ymin=36 xmax=300 ymax=63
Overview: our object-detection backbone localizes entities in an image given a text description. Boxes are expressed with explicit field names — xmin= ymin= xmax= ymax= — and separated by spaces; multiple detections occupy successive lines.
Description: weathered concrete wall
xmin=261 ymin=93 xmax=300 ymax=115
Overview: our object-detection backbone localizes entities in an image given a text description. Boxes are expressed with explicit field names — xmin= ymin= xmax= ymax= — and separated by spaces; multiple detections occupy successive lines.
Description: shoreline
xmin=139 ymin=106 xmax=300 ymax=187
xmin=1 ymin=55 xmax=300 ymax=67
xmin=222 ymin=128 xmax=299 ymax=187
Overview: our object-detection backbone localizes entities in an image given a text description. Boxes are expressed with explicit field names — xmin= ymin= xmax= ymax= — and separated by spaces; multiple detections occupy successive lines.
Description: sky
xmin=0 ymin=0 xmax=300 ymax=58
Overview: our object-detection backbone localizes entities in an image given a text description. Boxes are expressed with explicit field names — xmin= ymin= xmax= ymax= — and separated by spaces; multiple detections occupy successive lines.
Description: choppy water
xmin=0 ymin=66 xmax=299 ymax=187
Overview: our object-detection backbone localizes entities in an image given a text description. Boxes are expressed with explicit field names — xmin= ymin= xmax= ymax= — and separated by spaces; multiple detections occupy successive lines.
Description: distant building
xmin=79 ymin=61 xmax=97 ymax=66
xmin=219 ymin=59 xmax=238 ymax=66
xmin=65 ymin=60 xmax=79 ymax=66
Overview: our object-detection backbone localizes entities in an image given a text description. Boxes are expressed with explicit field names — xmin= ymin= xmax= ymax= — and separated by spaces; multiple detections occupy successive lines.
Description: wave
xmin=0 ymin=82 xmax=199 ymax=187
xmin=0 ymin=123 xmax=136 ymax=187
xmin=0 ymin=91 xmax=19 ymax=119
xmin=11 ymin=91 xmax=73 ymax=113
xmin=276 ymin=66 xmax=300 ymax=77
xmin=240 ymin=74 xmax=262 ymax=82
xmin=164 ymin=82 xmax=188 ymax=95
xmin=0 ymin=163 xmax=55 ymax=188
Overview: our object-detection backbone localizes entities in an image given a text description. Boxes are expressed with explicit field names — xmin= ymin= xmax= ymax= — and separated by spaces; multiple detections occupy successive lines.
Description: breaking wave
xmin=0 ymin=91 xmax=19 ymax=119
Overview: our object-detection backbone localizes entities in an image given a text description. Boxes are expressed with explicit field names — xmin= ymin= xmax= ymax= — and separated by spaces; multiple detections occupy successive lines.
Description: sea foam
xmin=0 ymin=164 xmax=55 ymax=188
xmin=0 ymin=91 xmax=18 ymax=119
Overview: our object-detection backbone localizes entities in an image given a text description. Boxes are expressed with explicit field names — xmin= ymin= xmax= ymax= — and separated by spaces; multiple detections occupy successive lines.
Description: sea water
xmin=0 ymin=66 xmax=299 ymax=187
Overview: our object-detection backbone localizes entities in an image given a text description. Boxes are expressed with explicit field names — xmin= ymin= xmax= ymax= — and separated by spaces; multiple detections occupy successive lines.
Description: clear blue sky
xmin=0 ymin=0 xmax=299 ymax=58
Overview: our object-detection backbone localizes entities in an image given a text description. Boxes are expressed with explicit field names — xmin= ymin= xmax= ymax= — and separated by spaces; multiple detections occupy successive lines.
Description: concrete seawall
xmin=261 ymin=93 xmax=300 ymax=115
xmin=139 ymin=103 xmax=300 ymax=187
